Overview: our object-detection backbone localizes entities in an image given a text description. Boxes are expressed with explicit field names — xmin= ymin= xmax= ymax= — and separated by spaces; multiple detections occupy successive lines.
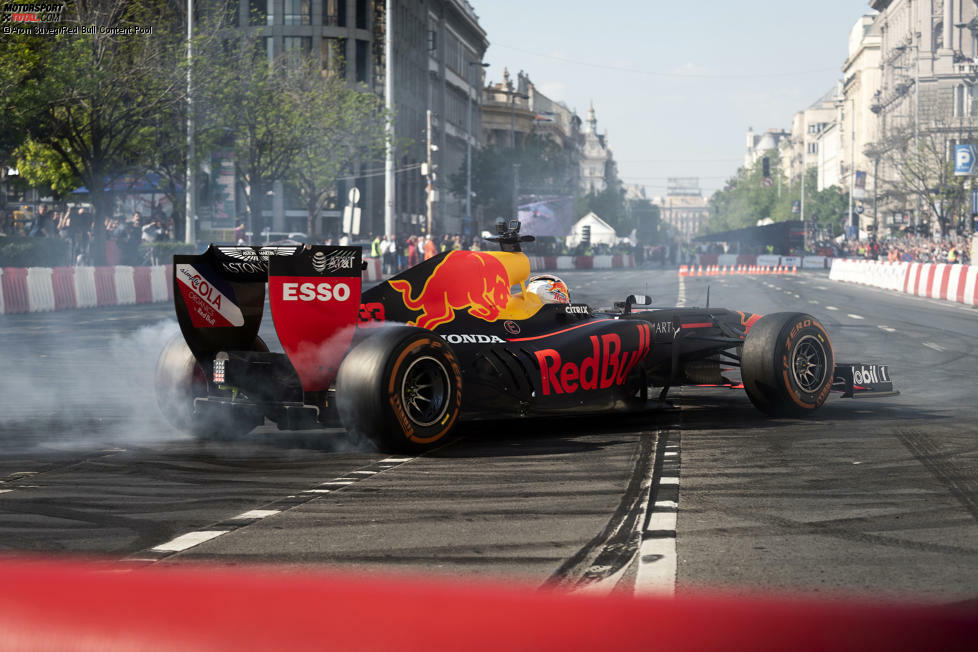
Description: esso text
xmin=281 ymin=281 xmax=350 ymax=302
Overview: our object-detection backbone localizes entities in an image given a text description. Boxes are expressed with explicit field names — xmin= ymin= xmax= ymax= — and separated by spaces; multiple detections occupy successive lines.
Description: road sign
xmin=791 ymin=200 xmax=800 ymax=214
xmin=348 ymin=186 xmax=361 ymax=205
xmin=762 ymin=177 xmax=773 ymax=188
xmin=856 ymin=204 xmax=864 ymax=214
xmin=954 ymin=144 xmax=976 ymax=175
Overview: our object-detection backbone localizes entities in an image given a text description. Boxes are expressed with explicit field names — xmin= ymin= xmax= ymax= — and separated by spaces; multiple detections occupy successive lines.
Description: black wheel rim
xmin=400 ymin=356 xmax=451 ymax=427
xmin=791 ymin=335 xmax=827 ymax=392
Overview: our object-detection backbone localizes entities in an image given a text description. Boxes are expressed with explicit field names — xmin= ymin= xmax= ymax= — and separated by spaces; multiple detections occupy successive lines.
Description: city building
xmin=656 ymin=178 xmax=709 ymax=242
xmin=218 ymin=0 xmax=488 ymax=238
xmin=870 ymin=0 xmax=978 ymax=235
xmin=744 ymin=127 xmax=789 ymax=169
xmin=841 ymin=14 xmax=882 ymax=232
xmin=579 ymin=103 xmax=616 ymax=194
xmin=783 ymin=87 xmax=840 ymax=184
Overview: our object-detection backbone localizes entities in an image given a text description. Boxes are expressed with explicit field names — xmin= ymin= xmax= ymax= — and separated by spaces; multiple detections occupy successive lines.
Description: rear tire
xmin=741 ymin=312 xmax=834 ymax=417
xmin=154 ymin=334 xmax=268 ymax=440
xmin=336 ymin=326 xmax=462 ymax=452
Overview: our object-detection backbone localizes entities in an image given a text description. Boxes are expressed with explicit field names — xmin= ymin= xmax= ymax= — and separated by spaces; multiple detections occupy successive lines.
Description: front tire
xmin=741 ymin=312 xmax=834 ymax=416
xmin=335 ymin=326 xmax=462 ymax=452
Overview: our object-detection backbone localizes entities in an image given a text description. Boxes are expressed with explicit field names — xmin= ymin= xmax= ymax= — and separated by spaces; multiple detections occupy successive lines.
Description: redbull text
xmin=535 ymin=323 xmax=651 ymax=395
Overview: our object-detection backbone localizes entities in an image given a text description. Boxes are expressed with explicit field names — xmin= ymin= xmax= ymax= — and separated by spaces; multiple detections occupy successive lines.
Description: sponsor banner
xmin=175 ymin=263 xmax=244 ymax=328
xmin=802 ymin=256 xmax=826 ymax=269
xmin=756 ymin=255 xmax=781 ymax=267
xmin=443 ymin=334 xmax=506 ymax=344
xmin=780 ymin=256 xmax=801 ymax=268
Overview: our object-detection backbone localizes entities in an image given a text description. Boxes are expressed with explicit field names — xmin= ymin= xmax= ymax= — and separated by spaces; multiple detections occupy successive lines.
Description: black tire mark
xmin=896 ymin=429 xmax=978 ymax=525
xmin=543 ymin=431 xmax=657 ymax=590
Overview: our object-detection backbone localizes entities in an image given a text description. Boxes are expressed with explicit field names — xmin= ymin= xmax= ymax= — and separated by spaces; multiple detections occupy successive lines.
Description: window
xmin=249 ymin=0 xmax=272 ymax=25
xmin=355 ymin=39 xmax=368 ymax=83
xmin=807 ymin=142 xmax=818 ymax=154
xmin=284 ymin=0 xmax=311 ymax=25
xmin=356 ymin=0 xmax=367 ymax=29
xmin=954 ymin=84 xmax=965 ymax=117
xmin=264 ymin=36 xmax=274 ymax=64
xmin=324 ymin=0 xmax=345 ymax=26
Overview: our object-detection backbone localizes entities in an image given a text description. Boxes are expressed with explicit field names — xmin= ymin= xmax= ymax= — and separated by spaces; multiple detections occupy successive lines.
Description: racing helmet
xmin=526 ymin=275 xmax=570 ymax=304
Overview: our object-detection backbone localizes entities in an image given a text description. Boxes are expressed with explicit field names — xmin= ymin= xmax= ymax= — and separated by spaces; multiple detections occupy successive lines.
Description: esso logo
xmin=281 ymin=282 xmax=350 ymax=302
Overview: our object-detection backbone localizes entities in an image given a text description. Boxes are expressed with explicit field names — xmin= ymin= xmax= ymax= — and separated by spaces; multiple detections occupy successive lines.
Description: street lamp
xmin=465 ymin=61 xmax=490 ymax=238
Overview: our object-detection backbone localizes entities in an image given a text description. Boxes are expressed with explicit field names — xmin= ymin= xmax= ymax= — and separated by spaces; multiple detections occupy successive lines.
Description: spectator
xmin=381 ymin=235 xmax=395 ymax=275
xmin=115 ymin=212 xmax=144 ymax=266
xmin=424 ymin=234 xmax=438 ymax=260
xmin=29 ymin=205 xmax=53 ymax=237
xmin=141 ymin=214 xmax=166 ymax=242
xmin=407 ymin=235 xmax=419 ymax=268
xmin=370 ymin=234 xmax=382 ymax=258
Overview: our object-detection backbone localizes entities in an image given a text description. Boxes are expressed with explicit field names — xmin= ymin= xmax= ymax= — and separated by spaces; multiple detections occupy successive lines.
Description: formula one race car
xmin=155 ymin=221 xmax=897 ymax=452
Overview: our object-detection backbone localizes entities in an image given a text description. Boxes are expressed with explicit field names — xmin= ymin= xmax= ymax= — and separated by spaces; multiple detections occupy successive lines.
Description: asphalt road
xmin=0 ymin=266 xmax=975 ymax=604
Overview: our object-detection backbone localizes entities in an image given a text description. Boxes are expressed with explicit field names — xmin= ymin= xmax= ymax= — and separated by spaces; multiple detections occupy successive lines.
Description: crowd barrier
xmin=0 ymin=265 xmax=174 ymax=315
xmin=2 ymin=254 xmax=638 ymax=314
xmin=679 ymin=263 xmax=797 ymax=277
xmin=697 ymin=254 xmax=831 ymax=269
xmin=829 ymin=258 xmax=977 ymax=307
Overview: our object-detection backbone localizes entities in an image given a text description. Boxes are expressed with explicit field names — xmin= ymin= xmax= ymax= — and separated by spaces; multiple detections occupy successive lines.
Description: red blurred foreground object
xmin=0 ymin=558 xmax=974 ymax=651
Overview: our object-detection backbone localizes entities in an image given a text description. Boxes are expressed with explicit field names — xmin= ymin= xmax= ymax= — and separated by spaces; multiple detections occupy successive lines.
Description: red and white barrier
xmin=696 ymin=254 xmax=831 ymax=269
xmin=362 ymin=256 xmax=383 ymax=282
xmin=829 ymin=258 xmax=977 ymax=307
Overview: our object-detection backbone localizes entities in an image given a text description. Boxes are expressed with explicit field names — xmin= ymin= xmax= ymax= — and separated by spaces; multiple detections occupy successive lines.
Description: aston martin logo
xmin=216 ymin=246 xmax=300 ymax=262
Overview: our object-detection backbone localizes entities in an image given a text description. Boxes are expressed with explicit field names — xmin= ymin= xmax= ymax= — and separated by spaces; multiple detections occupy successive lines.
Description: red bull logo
xmin=388 ymin=251 xmax=513 ymax=329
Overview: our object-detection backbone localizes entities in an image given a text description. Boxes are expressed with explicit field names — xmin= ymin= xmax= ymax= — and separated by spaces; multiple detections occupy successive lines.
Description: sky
xmin=472 ymin=0 xmax=875 ymax=199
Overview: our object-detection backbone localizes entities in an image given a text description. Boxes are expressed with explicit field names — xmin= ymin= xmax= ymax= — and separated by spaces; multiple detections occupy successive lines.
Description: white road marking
xmin=382 ymin=457 xmax=413 ymax=462
xmin=232 ymin=509 xmax=280 ymax=520
xmin=320 ymin=480 xmax=355 ymax=485
xmin=878 ymin=325 xmax=896 ymax=333
xmin=794 ymin=294 xmax=801 ymax=298
xmin=654 ymin=500 xmax=678 ymax=510
xmin=678 ymin=276 xmax=686 ymax=307
xmin=664 ymin=451 xmax=678 ymax=457
xmin=0 ymin=489 xmax=12 ymax=494
xmin=658 ymin=476 xmax=679 ymax=485
xmin=816 ymin=285 xmax=828 ymax=290
xmin=826 ymin=306 xmax=839 ymax=311
xmin=847 ymin=314 xmax=864 ymax=320
xmin=809 ymin=300 xmax=819 ymax=304
xmin=301 ymin=489 xmax=332 ymax=494
xmin=350 ymin=470 xmax=378 ymax=475
xmin=635 ymin=509 xmax=679 ymax=596
xmin=923 ymin=342 xmax=945 ymax=352
xmin=151 ymin=530 xmax=229 ymax=553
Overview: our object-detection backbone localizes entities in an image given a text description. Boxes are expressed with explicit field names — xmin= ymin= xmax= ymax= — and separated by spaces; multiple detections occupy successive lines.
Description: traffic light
xmin=762 ymin=157 xmax=770 ymax=177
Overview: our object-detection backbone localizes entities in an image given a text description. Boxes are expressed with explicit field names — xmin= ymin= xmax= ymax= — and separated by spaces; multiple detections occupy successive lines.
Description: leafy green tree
xmin=706 ymin=153 xmax=848 ymax=238
xmin=283 ymin=59 xmax=390 ymax=238
xmin=0 ymin=0 xmax=186 ymax=262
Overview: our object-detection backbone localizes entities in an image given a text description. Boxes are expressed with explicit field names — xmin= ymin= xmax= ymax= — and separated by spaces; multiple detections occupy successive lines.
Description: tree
xmin=284 ymin=59 xmax=389 ymax=238
xmin=0 ymin=0 xmax=186 ymax=262
xmin=196 ymin=33 xmax=311 ymax=237
xmin=705 ymin=154 xmax=848 ymax=238
xmin=876 ymin=117 xmax=970 ymax=237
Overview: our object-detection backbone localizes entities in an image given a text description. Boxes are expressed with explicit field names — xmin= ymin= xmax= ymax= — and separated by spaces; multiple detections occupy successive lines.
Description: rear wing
xmin=173 ymin=245 xmax=362 ymax=391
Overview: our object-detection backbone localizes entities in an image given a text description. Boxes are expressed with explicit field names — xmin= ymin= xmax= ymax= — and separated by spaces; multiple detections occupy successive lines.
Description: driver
xmin=526 ymin=275 xmax=570 ymax=304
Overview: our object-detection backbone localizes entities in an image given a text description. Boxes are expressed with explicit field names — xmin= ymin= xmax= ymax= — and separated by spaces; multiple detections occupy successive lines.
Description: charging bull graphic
xmin=388 ymin=251 xmax=513 ymax=329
